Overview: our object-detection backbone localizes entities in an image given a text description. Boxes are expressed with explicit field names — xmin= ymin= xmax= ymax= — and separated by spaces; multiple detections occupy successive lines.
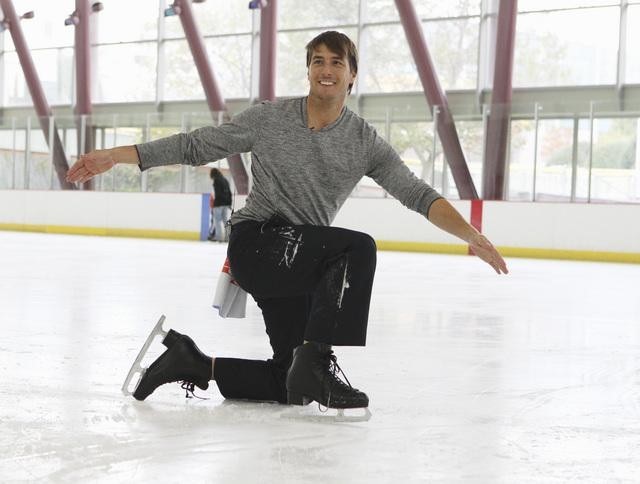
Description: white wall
xmin=1 ymin=190 xmax=639 ymax=262
xmin=0 ymin=190 xmax=202 ymax=237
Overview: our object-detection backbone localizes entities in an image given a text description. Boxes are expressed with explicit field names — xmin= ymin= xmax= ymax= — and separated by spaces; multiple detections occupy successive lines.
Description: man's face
xmin=307 ymin=43 xmax=356 ymax=101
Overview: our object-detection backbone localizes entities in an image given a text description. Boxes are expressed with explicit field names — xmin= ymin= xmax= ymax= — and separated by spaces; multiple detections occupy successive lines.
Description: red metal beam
xmin=74 ymin=0 xmax=91 ymax=117
xmin=394 ymin=0 xmax=478 ymax=200
xmin=482 ymin=0 xmax=518 ymax=200
xmin=74 ymin=0 xmax=95 ymax=190
xmin=0 ymin=0 xmax=74 ymax=189
xmin=177 ymin=0 xmax=249 ymax=194
xmin=258 ymin=0 xmax=277 ymax=101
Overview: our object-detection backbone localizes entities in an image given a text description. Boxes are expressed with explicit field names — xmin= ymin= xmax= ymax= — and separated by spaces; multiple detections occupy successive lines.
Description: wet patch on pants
xmin=274 ymin=227 xmax=304 ymax=269
xmin=337 ymin=259 xmax=350 ymax=309
xmin=327 ymin=255 xmax=350 ymax=310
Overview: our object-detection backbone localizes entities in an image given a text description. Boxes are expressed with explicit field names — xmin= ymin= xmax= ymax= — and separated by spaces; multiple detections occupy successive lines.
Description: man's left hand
xmin=469 ymin=233 xmax=509 ymax=274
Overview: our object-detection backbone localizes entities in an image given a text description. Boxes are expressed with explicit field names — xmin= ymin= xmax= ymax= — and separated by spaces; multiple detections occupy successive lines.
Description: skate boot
xmin=132 ymin=329 xmax=212 ymax=401
xmin=285 ymin=342 xmax=369 ymax=411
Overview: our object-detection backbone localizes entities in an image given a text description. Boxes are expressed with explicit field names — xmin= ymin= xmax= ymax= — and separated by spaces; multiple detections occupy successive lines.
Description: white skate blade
xmin=121 ymin=315 xmax=168 ymax=397
xmin=335 ymin=407 xmax=372 ymax=423
xmin=281 ymin=405 xmax=372 ymax=423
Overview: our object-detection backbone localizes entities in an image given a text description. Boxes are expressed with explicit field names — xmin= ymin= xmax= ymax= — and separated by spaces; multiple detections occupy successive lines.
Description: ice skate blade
xmin=335 ymin=407 xmax=372 ymax=423
xmin=121 ymin=315 xmax=168 ymax=397
xmin=281 ymin=405 xmax=372 ymax=423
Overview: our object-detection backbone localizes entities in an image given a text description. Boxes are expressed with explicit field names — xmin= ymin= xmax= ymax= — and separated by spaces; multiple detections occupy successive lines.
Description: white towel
xmin=212 ymin=258 xmax=247 ymax=318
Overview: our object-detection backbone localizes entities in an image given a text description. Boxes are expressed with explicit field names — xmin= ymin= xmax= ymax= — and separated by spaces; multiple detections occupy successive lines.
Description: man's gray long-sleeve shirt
xmin=137 ymin=97 xmax=441 ymax=226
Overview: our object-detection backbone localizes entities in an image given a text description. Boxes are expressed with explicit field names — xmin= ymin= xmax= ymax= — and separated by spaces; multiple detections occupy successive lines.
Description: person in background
xmin=208 ymin=167 xmax=232 ymax=242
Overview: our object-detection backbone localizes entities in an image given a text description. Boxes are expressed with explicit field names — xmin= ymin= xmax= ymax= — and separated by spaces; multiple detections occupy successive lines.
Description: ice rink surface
xmin=1 ymin=231 xmax=639 ymax=483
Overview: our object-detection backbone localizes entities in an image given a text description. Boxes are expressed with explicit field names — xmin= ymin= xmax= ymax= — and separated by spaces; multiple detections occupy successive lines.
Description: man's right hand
xmin=66 ymin=145 xmax=141 ymax=184
xmin=66 ymin=149 xmax=117 ymax=184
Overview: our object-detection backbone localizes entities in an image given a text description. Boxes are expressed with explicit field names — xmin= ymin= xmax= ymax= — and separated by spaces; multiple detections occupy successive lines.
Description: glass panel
xmin=11 ymin=127 xmax=27 ymax=189
xmin=514 ymin=7 xmax=619 ymax=87
xmin=0 ymin=129 xmax=15 ymax=189
xmin=626 ymin=6 xmax=640 ymax=84
xmin=457 ymin=120 xmax=484 ymax=197
xmin=2 ymin=49 xmax=73 ymax=107
xmin=518 ymin=0 xmax=619 ymax=12
xmin=163 ymin=36 xmax=251 ymax=101
xmin=508 ymin=119 xmax=536 ymax=201
xmin=3 ymin=0 xmax=75 ymax=50
xmin=278 ymin=0 xmax=359 ymax=29
xmin=390 ymin=121 xmax=435 ymax=185
xmin=110 ymin=127 xmax=144 ymax=192
xmin=163 ymin=40 xmax=205 ymax=101
xmin=277 ymin=28 xmax=357 ymax=97
xmin=575 ymin=118 xmax=591 ymax=201
xmin=163 ymin=0 xmax=252 ymax=38
xmin=95 ymin=126 xmax=119 ymax=191
xmin=589 ymin=117 xmax=639 ymax=202
xmin=94 ymin=43 xmax=157 ymax=103
xmin=146 ymin=123 xmax=182 ymax=193
xmin=26 ymin=118 xmax=51 ymax=190
xmin=2 ymin=52 xmax=31 ymax=107
xmin=96 ymin=0 xmax=159 ymax=43
xmin=362 ymin=19 xmax=478 ymax=93
xmin=206 ymin=35 xmax=252 ymax=99
xmin=61 ymin=126 xmax=75 ymax=158
xmin=387 ymin=116 xmax=473 ymax=200
xmin=37 ymin=49 xmax=74 ymax=106
xmin=363 ymin=0 xmax=480 ymax=23
xmin=534 ymin=119 xmax=574 ymax=201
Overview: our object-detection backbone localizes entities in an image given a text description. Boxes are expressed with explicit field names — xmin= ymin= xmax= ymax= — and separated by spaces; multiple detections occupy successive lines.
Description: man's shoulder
xmin=255 ymin=97 xmax=303 ymax=112
xmin=237 ymin=97 xmax=302 ymax=124
xmin=342 ymin=107 xmax=377 ymax=138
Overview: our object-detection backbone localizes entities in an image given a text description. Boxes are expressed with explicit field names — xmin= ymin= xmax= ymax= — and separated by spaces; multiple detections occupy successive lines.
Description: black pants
xmin=213 ymin=216 xmax=377 ymax=403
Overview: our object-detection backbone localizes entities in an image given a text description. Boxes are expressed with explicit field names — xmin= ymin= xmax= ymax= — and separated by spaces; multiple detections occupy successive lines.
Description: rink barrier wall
xmin=1 ymin=190 xmax=639 ymax=264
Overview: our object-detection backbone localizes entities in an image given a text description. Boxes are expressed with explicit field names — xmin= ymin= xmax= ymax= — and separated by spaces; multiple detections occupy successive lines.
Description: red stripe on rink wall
xmin=468 ymin=199 xmax=483 ymax=255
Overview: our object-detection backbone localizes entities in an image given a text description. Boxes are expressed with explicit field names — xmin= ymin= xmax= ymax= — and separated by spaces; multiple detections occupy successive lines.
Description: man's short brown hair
xmin=305 ymin=31 xmax=358 ymax=94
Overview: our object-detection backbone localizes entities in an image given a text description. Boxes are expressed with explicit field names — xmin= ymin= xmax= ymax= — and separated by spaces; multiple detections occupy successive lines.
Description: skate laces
xmin=321 ymin=352 xmax=354 ymax=411
xmin=179 ymin=381 xmax=208 ymax=400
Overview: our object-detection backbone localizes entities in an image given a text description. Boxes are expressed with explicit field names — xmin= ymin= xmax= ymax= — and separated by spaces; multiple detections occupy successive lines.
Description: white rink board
xmin=1 ymin=190 xmax=640 ymax=255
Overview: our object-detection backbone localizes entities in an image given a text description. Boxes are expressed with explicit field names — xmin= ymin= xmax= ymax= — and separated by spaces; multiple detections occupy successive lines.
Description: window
xmin=1 ymin=49 xmax=73 ymax=107
xmin=96 ymin=0 xmax=158 ymax=43
xmin=362 ymin=18 xmax=478 ymax=93
xmin=163 ymin=0 xmax=252 ymax=38
xmin=514 ymin=7 xmax=619 ymax=87
xmin=3 ymin=0 xmax=75 ymax=50
xmin=589 ymin=117 xmax=639 ymax=202
xmin=94 ymin=43 xmax=157 ymax=102
xmin=363 ymin=0 xmax=480 ymax=23
xmin=534 ymin=119 xmax=575 ymax=201
xmin=626 ymin=5 xmax=640 ymax=83
xmin=518 ymin=0 xmax=618 ymax=13
xmin=278 ymin=0 xmax=358 ymax=29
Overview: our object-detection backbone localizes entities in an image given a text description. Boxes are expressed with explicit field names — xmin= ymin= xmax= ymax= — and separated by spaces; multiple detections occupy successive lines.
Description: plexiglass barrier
xmin=0 ymin=101 xmax=638 ymax=204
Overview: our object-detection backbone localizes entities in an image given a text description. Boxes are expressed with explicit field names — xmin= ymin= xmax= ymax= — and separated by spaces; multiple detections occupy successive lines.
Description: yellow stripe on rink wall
xmin=375 ymin=240 xmax=640 ymax=264
xmin=496 ymin=246 xmax=640 ymax=264
xmin=2 ymin=224 xmax=639 ymax=264
xmin=0 ymin=223 xmax=199 ymax=241
xmin=376 ymin=240 xmax=469 ymax=255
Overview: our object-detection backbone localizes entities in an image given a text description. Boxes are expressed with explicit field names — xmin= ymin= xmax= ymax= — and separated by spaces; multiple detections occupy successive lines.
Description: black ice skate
xmin=121 ymin=315 xmax=212 ymax=401
xmin=285 ymin=342 xmax=371 ymax=422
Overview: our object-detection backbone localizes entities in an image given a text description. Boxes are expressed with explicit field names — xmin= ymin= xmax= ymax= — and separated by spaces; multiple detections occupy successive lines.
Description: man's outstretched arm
xmin=427 ymin=198 xmax=508 ymax=275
